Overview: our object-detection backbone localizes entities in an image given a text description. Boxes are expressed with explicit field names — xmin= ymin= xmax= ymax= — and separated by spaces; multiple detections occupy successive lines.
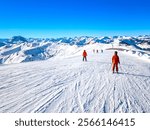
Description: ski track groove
xmin=118 ymin=63 xmax=150 ymax=112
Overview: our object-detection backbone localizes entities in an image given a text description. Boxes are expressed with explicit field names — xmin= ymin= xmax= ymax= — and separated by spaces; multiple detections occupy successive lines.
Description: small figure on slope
xmin=82 ymin=50 xmax=87 ymax=61
xmin=93 ymin=49 xmax=95 ymax=53
xmin=96 ymin=50 xmax=99 ymax=53
xmin=112 ymin=51 xmax=120 ymax=73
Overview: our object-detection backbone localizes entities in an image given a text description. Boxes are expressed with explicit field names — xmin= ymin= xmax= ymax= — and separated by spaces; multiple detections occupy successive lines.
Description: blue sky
xmin=0 ymin=0 xmax=150 ymax=38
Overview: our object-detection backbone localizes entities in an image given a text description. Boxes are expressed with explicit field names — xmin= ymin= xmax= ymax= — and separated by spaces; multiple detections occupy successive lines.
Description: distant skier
xmin=112 ymin=51 xmax=120 ymax=73
xmin=82 ymin=50 xmax=87 ymax=61
xmin=96 ymin=50 xmax=99 ymax=53
xmin=93 ymin=49 xmax=95 ymax=53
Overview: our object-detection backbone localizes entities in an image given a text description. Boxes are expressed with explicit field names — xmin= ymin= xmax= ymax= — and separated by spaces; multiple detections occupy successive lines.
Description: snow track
xmin=0 ymin=50 xmax=150 ymax=113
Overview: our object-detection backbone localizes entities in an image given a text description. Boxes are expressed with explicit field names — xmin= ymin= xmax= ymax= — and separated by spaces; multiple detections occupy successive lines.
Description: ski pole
xmin=119 ymin=64 xmax=122 ymax=72
xmin=109 ymin=63 xmax=112 ymax=72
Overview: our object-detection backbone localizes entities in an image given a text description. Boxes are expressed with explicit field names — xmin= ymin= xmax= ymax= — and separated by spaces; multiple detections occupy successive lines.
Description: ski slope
xmin=0 ymin=48 xmax=150 ymax=113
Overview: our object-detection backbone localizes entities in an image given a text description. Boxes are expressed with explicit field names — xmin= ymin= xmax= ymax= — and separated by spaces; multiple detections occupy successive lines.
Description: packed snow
xmin=0 ymin=42 xmax=150 ymax=113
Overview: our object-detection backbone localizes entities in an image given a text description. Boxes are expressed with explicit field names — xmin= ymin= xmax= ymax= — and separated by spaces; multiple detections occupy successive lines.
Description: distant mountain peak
xmin=9 ymin=36 xmax=28 ymax=43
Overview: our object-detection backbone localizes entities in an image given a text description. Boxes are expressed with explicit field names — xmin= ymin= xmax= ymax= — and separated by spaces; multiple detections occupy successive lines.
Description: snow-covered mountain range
xmin=0 ymin=35 xmax=150 ymax=64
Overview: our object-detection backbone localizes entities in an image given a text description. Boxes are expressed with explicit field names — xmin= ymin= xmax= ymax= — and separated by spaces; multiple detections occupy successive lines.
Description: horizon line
xmin=0 ymin=34 xmax=150 ymax=39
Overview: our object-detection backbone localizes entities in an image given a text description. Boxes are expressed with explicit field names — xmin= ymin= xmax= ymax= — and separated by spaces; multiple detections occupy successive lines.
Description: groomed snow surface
xmin=0 ymin=44 xmax=150 ymax=113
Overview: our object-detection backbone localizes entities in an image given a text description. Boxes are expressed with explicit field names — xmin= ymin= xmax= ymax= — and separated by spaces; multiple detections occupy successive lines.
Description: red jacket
xmin=112 ymin=54 xmax=120 ymax=64
xmin=83 ymin=51 xmax=87 ymax=57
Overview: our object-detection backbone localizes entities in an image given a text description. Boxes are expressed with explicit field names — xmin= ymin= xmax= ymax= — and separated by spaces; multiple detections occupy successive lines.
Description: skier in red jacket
xmin=82 ymin=50 xmax=87 ymax=61
xmin=112 ymin=51 xmax=120 ymax=73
